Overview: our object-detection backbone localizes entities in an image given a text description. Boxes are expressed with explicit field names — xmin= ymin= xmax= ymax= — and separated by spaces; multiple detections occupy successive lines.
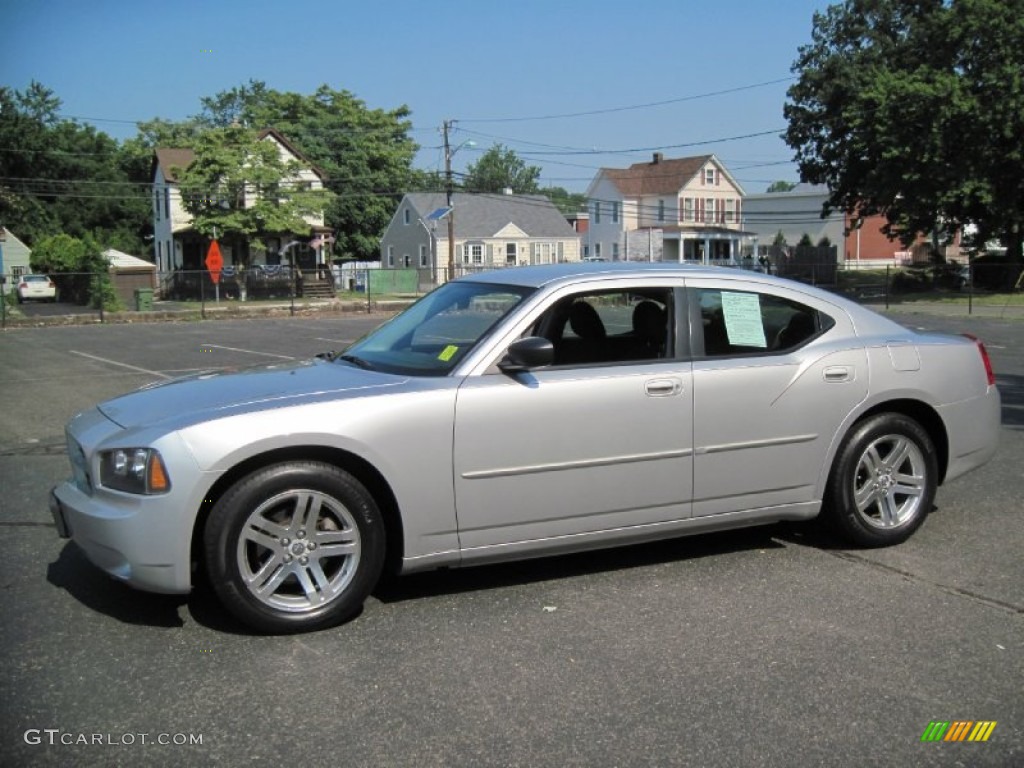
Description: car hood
xmin=98 ymin=359 xmax=408 ymax=430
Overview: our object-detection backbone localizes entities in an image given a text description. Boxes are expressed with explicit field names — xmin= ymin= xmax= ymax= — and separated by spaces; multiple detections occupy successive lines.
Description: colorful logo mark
xmin=921 ymin=721 xmax=997 ymax=742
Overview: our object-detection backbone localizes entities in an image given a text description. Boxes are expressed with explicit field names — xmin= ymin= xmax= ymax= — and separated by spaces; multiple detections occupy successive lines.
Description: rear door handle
xmin=645 ymin=378 xmax=682 ymax=396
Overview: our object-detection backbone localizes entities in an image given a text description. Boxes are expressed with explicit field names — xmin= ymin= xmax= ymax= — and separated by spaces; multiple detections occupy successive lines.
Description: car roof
xmin=457 ymin=262 xmax=782 ymax=290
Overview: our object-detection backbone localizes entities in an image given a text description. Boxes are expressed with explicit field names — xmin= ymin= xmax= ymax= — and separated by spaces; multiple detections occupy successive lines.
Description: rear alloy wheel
xmin=826 ymin=413 xmax=937 ymax=547
xmin=205 ymin=461 xmax=385 ymax=633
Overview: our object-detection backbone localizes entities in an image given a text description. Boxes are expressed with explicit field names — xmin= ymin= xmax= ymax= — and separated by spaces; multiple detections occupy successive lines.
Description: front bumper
xmin=49 ymin=479 xmax=194 ymax=594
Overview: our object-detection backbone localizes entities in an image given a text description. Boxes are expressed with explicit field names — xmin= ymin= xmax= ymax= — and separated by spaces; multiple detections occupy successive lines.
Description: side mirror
xmin=498 ymin=336 xmax=554 ymax=374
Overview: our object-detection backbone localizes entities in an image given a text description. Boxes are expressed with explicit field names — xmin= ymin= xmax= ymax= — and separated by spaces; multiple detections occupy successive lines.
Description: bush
xmin=29 ymin=233 xmax=109 ymax=305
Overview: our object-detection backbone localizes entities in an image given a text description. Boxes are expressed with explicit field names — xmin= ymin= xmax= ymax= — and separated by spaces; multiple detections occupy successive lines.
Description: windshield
xmin=339 ymin=281 xmax=534 ymax=375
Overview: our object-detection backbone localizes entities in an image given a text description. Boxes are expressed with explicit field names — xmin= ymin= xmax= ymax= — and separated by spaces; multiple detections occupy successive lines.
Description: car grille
xmin=66 ymin=432 xmax=92 ymax=495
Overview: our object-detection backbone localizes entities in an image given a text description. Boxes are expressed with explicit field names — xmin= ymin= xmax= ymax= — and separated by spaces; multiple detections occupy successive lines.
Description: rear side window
xmin=693 ymin=288 xmax=833 ymax=357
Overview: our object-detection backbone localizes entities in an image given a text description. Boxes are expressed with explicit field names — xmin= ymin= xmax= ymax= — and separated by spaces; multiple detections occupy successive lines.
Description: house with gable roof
xmin=151 ymin=128 xmax=332 ymax=278
xmin=585 ymin=153 xmax=749 ymax=263
xmin=380 ymin=192 xmax=581 ymax=282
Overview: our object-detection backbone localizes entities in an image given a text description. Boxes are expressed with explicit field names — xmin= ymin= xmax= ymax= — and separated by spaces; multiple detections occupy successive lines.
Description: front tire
xmin=825 ymin=413 xmax=937 ymax=547
xmin=205 ymin=461 xmax=385 ymax=633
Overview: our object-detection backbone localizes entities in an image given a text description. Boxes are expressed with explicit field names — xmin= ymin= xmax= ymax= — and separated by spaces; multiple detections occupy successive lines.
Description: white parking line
xmin=201 ymin=344 xmax=295 ymax=360
xmin=314 ymin=337 xmax=356 ymax=344
xmin=70 ymin=351 xmax=173 ymax=379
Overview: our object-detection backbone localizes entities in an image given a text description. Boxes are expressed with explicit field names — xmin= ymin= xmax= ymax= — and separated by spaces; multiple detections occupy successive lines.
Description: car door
xmin=452 ymin=284 xmax=693 ymax=554
xmin=687 ymin=281 xmax=868 ymax=517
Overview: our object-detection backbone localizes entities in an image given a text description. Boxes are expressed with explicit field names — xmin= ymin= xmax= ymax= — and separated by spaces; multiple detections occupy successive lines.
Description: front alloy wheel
xmin=206 ymin=462 xmax=385 ymax=633
xmin=827 ymin=413 xmax=937 ymax=547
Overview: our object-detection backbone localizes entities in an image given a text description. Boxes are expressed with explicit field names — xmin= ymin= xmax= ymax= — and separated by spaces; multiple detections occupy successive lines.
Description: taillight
xmin=962 ymin=333 xmax=996 ymax=386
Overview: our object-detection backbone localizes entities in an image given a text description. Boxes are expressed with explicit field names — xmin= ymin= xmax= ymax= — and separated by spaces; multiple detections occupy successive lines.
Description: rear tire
xmin=825 ymin=413 xmax=937 ymax=547
xmin=205 ymin=461 xmax=385 ymax=633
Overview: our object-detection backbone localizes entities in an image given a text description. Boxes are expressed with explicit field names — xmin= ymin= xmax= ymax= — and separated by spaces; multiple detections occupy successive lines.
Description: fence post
xmin=200 ymin=271 xmax=206 ymax=319
xmin=885 ymin=265 xmax=891 ymax=310
xmin=967 ymin=263 xmax=973 ymax=316
xmin=96 ymin=272 xmax=104 ymax=323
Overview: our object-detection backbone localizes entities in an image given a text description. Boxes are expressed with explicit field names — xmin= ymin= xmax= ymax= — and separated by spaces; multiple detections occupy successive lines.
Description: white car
xmin=16 ymin=274 xmax=57 ymax=303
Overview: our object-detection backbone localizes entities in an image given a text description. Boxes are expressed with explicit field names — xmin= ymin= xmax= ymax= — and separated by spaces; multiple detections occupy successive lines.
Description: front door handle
xmin=645 ymin=378 xmax=682 ymax=396
xmin=823 ymin=366 xmax=853 ymax=383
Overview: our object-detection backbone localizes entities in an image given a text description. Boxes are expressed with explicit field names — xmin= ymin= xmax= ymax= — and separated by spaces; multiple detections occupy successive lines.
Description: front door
xmin=452 ymin=287 xmax=693 ymax=552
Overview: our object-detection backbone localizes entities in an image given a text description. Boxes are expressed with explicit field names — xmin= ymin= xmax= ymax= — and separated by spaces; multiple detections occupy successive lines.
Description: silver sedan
xmin=50 ymin=264 xmax=1000 ymax=633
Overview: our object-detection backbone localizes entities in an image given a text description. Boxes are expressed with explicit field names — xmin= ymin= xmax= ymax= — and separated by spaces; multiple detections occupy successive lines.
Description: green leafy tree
xmin=784 ymin=0 xmax=1024 ymax=262
xmin=463 ymin=145 xmax=541 ymax=194
xmin=542 ymin=186 xmax=589 ymax=215
xmin=766 ymin=180 xmax=797 ymax=193
xmin=30 ymin=233 xmax=114 ymax=307
xmin=175 ymin=125 xmax=335 ymax=263
xmin=0 ymin=82 xmax=150 ymax=252
xmin=798 ymin=233 xmax=814 ymax=247
xmin=192 ymin=81 xmax=419 ymax=260
xmin=773 ymin=230 xmax=788 ymax=246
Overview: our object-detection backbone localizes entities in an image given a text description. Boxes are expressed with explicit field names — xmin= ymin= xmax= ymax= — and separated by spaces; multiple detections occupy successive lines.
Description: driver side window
xmin=533 ymin=289 xmax=673 ymax=367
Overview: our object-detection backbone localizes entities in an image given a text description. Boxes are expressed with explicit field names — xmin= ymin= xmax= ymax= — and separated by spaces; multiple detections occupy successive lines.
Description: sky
xmin=2 ymin=0 xmax=832 ymax=194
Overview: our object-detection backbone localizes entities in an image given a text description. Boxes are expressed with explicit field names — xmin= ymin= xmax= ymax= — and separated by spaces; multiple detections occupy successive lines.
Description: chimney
xmin=652 ymin=152 xmax=663 ymax=164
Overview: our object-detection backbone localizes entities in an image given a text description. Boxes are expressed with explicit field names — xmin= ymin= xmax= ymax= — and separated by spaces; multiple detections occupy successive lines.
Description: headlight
xmin=99 ymin=448 xmax=171 ymax=494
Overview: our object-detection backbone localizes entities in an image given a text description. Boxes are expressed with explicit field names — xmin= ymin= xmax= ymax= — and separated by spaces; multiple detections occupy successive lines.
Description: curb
xmin=1 ymin=299 xmax=415 ymax=328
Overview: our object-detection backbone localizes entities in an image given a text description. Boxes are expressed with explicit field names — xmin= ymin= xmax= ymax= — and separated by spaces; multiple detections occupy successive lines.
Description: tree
xmin=798 ymin=233 xmax=814 ymax=247
xmin=175 ymin=125 xmax=335 ymax=263
xmin=541 ymin=186 xmax=589 ymax=215
xmin=0 ymin=82 xmax=150 ymax=252
xmin=463 ymin=145 xmax=541 ymax=194
xmin=192 ymin=81 xmax=420 ymax=260
xmin=784 ymin=0 xmax=1024 ymax=262
xmin=30 ymin=233 xmax=115 ymax=307
xmin=766 ymin=180 xmax=797 ymax=193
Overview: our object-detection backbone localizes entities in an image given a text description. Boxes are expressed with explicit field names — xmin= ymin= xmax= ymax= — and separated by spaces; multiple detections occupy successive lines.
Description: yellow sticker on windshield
xmin=438 ymin=345 xmax=459 ymax=361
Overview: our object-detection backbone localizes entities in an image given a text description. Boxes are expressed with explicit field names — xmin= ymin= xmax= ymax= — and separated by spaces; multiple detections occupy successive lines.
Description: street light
xmin=442 ymin=120 xmax=476 ymax=281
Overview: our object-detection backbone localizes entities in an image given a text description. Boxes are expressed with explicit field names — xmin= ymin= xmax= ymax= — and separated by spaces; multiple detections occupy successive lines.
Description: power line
xmin=459 ymin=77 xmax=797 ymax=123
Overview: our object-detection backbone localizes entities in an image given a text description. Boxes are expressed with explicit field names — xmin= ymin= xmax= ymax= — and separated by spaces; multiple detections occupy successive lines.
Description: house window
xmin=164 ymin=188 xmax=170 ymax=218
xmin=419 ymin=245 xmax=427 ymax=267
xmin=612 ymin=243 xmax=619 ymax=260
xmin=725 ymin=198 xmax=735 ymax=223
xmin=612 ymin=202 xmax=619 ymax=223
xmin=403 ymin=208 xmax=411 ymax=225
xmin=157 ymin=241 xmax=162 ymax=268
xmin=682 ymin=198 xmax=694 ymax=222
xmin=705 ymin=168 xmax=715 ymax=185
xmin=387 ymin=245 xmax=394 ymax=267
xmin=465 ymin=243 xmax=483 ymax=265
xmin=658 ymin=200 xmax=665 ymax=222
xmin=154 ymin=189 xmax=160 ymax=221
xmin=403 ymin=254 xmax=411 ymax=268
xmin=506 ymin=243 xmax=517 ymax=265
xmin=594 ymin=243 xmax=602 ymax=258
xmin=706 ymin=198 xmax=715 ymax=224
xmin=593 ymin=201 xmax=601 ymax=223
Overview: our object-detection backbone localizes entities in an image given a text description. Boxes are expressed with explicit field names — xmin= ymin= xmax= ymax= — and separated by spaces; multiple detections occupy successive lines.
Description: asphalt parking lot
xmin=0 ymin=310 xmax=1021 ymax=767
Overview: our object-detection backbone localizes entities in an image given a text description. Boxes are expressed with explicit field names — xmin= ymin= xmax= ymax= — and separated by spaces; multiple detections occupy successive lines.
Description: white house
xmin=151 ymin=128 xmax=331 ymax=275
xmin=585 ymin=153 xmax=748 ymax=263
xmin=380 ymin=192 xmax=581 ymax=282
xmin=0 ymin=228 xmax=32 ymax=283
xmin=741 ymin=183 xmax=845 ymax=258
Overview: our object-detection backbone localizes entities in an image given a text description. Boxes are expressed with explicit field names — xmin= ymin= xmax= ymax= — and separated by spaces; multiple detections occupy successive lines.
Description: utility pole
xmin=443 ymin=119 xmax=455 ymax=281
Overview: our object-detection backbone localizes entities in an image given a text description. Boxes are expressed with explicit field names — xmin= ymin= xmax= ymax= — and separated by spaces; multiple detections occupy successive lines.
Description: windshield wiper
xmin=335 ymin=353 xmax=373 ymax=370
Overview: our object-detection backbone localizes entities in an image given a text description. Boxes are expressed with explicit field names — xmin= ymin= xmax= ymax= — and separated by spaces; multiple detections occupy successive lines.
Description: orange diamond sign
xmin=205 ymin=240 xmax=224 ymax=284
